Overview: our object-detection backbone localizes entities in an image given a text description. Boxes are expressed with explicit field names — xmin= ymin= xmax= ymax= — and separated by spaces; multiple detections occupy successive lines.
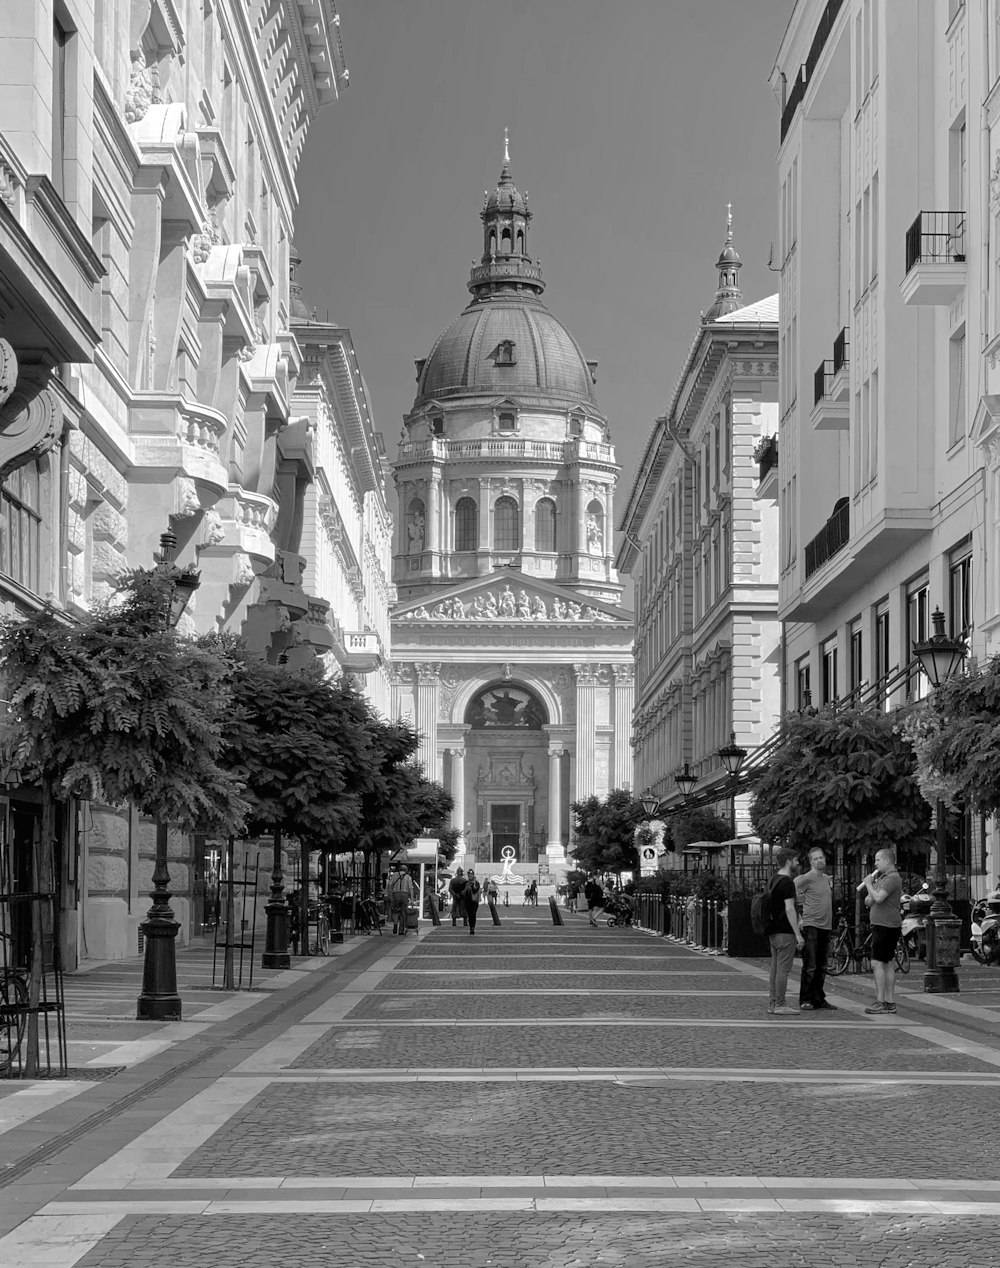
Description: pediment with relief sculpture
xmin=393 ymin=573 xmax=633 ymax=626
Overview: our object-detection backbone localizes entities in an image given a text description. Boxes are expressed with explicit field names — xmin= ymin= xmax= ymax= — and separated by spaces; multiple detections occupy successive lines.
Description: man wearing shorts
xmin=859 ymin=847 xmax=902 ymax=1014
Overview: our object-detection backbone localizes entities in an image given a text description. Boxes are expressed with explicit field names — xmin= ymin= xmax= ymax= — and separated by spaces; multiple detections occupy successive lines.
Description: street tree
xmin=0 ymin=571 xmax=246 ymax=1071
xmin=570 ymin=788 xmax=646 ymax=878
xmin=749 ymin=706 xmax=932 ymax=868
xmin=667 ymin=807 xmax=731 ymax=852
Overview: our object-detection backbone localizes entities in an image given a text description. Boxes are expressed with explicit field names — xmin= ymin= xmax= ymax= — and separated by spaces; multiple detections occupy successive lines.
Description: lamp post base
xmin=136 ymin=915 xmax=182 ymax=1020
xmin=923 ymin=966 xmax=960 ymax=993
xmin=262 ymin=898 xmax=291 ymax=970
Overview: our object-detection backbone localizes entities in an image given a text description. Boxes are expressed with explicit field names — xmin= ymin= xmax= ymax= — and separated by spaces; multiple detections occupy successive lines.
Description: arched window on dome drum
xmin=516 ymin=228 xmax=524 ymax=254
xmin=489 ymin=231 xmax=496 ymax=255
xmin=454 ymin=497 xmax=478 ymax=552
xmin=534 ymin=498 xmax=557 ymax=553
xmin=501 ymin=226 xmax=512 ymax=254
xmin=494 ymin=496 xmax=520 ymax=552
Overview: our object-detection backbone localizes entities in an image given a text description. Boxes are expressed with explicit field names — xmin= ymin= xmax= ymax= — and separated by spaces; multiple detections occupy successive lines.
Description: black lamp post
xmin=911 ymin=606 xmax=967 ymax=994
xmin=137 ymin=531 xmax=201 ymax=1022
xmin=673 ymin=762 xmax=698 ymax=800
xmin=717 ymin=731 xmax=748 ymax=839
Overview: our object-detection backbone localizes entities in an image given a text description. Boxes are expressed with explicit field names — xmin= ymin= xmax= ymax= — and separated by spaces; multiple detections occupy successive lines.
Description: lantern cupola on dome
xmin=703 ymin=203 xmax=744 ymax=322
xmin=470 ymin=129 xmax=545 ymax=301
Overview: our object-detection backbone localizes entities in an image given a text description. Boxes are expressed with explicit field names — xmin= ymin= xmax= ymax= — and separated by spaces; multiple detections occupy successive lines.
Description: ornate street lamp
xmin=639 ymin=789 xmax=660 ymax=819
xmin=137 ymin=530 xmax=201 ymax=1022
xmin=717 ymin=731 xmax=749 ymax=843
xmin=911 ymin=606 xmax=968 ymax=994
xmin=673 ymin=762 xmax=697 ymax=800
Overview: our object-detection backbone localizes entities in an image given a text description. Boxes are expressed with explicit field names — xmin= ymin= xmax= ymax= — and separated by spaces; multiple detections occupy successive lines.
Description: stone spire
xmin=703 ymin=203 xmax=744 ymax=322
xmin=469 ymin=134 xmax=545 ymax=300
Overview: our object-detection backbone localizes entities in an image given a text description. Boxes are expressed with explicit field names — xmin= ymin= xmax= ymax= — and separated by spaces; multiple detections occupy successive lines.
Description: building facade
xmin=617 ymin=220 xmax=780 ymax=832
xmin=772 ymin=0 xmax=997 ymax=884
xmin=0 ymin=1 xmax=389 ymax=964
xmin=390 ymin=149 xmax=634 ymax=883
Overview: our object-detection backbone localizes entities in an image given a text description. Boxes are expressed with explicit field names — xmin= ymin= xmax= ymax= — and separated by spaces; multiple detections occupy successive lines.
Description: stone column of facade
xmin=450 ymin=746 xmax=465 ymax=839
xmin=546 ymin=744 xmax=564 ymax=857
xmin=415 ymin=663 xmax=441 ymax=779
xmin=477 ymin=476 xmax=492 ymax=564
xmin=612 ymin=664 xmax=634 ymax=789
xmin=427 ymin=471 xmax=441 ymax=576
xmin=574 ymin=664 xmax=598 ymax=798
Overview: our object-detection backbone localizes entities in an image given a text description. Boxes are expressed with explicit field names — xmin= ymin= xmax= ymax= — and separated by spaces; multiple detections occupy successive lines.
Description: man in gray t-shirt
xmin=794 ymin=846 xmax=835 ymax=1011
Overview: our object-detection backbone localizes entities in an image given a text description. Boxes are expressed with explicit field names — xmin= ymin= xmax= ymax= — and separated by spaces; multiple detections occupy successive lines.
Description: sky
xmin=294 ymin=0 xmax=794 ymax=563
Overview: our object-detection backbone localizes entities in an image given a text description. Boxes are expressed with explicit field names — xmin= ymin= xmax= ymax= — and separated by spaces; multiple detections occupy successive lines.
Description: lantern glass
xmin=717 ymin=731 xmax=748 ymax=778
xmin=674 ymin=762 xmax=697 ymax=798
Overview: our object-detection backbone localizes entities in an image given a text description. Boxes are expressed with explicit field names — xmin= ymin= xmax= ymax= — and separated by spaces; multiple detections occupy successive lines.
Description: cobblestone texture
xmin=399 ymin=955 xmax=706 ymax=971
xmin=174 ymin=1078 xmax=995 ymax=1179
xmin=290 ymin=1021 xmax=989 ymax=1072
xmin=377 ymin=972 xmax=734 ymax=992
xmin=72 ymin=1212 xmax=995 ymax=1268
xmin=345 ymin=993 xmax=778 ymax=1021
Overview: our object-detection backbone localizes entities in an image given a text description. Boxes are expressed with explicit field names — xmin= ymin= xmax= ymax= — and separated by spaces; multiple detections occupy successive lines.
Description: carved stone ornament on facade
xmin=414 ymin=662 xmax=441 ymax=682
xmin=0 ymin=162 xmax=18 ymax=210
xmin=991 ymin=150 xmax=1000 ymax=212
xmin=124 ymin=49 xmax=157 ymax=125
xmin=190 ymin=211 xmax=221 ymax=265
xmin=174 ymin=476 xmax=200 ymax=518
xmin=199 ymin=508 xmax=225 ymax=548
xmin=0 ymin=383 xmax=61 ymax=482
xmin=231 ymin=552 xmax=255 ymax=587
xmin=0 ymin=338 xmax=17 ymax=406
xmin=400 ymin=585 xmax=616 ymax=623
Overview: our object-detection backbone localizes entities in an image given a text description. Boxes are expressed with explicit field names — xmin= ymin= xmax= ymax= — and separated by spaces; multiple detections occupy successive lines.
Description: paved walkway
xmin=1 ymin=909 xmax=999 ymax=1265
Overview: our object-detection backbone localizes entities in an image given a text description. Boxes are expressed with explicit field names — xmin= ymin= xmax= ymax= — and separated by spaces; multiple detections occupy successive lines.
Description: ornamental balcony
xmin=341 ymin=630 xmax=382 ymax=674
xmin=900 ymin=211 xmax=967 ymax=306
xmin=804 ymin=497 xmax=850 ymax=579
xmin=754 ymin=433 xmax=778 ymax=502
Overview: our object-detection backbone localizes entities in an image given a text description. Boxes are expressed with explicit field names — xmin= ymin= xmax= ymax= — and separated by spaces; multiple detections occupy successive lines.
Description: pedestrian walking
xmin=859 ymin=848 xmax=903 ymax=1015
xmin=767 ymin=847 xmax=804 ymax=1015
xmin=464 ymin=868 xmax=482 ymax=935
xmin=387 ymin=863 xmax=415 ymax=936
xmin=449 ymin=868 xmax=467 ymax=927
xmin=485 ymin=877 xmax=499 ymax=908
xmin=795 ymin=846 xmax=837 ymax=1012
xmin=584 ymin=876 xmax=604 ymax=927
xmin=566 ymin=881 xmax=579 ymax=914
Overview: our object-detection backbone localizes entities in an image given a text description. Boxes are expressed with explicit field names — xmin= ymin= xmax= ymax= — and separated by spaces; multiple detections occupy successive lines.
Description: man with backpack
xmin=448 ymin=868 xmax=467 ymax=927
xmin=765 ymin=848 xmax=804 ymax=1015
xmin=387 ymin=863 xmax=415 ymax=936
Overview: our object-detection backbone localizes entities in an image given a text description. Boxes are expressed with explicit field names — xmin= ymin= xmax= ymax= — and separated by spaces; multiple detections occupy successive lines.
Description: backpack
xmin=467 ymin=878 xmax=481 ymax=902
xmin=389 ymin=871 xmax=410 ymax=895
xmin=750 ymin=878 xmax=778 ymax=936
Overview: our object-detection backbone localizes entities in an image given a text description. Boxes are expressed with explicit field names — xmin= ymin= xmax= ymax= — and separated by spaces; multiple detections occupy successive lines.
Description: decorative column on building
xmin=427 ymin=469 xmax=441 ymax=576
xmin=547 ymin=743 xmax=564 ymax=857
xmin=414 ymin=663 xmax=441 ymax=778
xmin=574 ymin=664 xmax=598 ymax=798
xmin=450 ymin=745 xmax=466 ymax=840
xmin=612 ymin=664 xmax=634 ymax=789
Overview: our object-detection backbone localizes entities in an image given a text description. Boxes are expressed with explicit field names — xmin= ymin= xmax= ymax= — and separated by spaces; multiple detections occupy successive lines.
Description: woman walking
xmin=464 ymin=868 xmax=482 ymax=935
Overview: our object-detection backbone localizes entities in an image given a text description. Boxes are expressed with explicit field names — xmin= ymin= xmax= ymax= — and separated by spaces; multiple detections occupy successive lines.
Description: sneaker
xmin=883 ymin=1003 xmax=897 ymax=1013
xmin=766 ymin=1004 xmax=775 ymax=1015
xmin=799 ymin=1003 xmax=815 ymax=1011
xmin=813 ymin=1001 xmax=838 ymax=1010
xmin=864 ymin=1002 xmax=890 ymax=1014
xmin=771 ymin=1005 xmax=800 ymax=1016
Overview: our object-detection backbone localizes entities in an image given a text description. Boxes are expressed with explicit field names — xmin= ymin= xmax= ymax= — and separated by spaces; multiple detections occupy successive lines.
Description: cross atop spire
xmin=504 ymin=126 xmax=510 ymax=165
xmin=726 ymin=201 xmax=733 ymax=239
xmin=703 ymin=203 xmax=743 ymax=323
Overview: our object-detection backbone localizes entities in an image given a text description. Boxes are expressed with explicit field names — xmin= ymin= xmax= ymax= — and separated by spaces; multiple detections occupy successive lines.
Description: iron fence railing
xmin=804 ymin=498 xmax=850 ymax=578
xmin=779 ymin=0 xmax=845 ymax=141
xmin=904 ymin=211 xmax=967 ymax=274
xmin=833 ymin=326 xmax=849 ymax=374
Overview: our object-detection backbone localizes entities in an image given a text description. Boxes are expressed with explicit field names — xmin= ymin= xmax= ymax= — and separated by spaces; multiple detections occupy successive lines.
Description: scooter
xmin=901 ymin=884 xmax=932 ymax=961
xmin=971 ymin=889 xmax=1000 ymax=965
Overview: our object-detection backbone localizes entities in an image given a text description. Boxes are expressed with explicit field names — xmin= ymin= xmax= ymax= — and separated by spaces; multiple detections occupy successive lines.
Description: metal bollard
xmin=548 ymin=895 xmax=564 ymax=926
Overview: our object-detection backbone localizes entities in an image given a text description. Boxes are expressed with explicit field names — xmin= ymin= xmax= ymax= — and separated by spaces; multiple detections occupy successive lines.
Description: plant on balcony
xmin=901 ymin=655 xmax=1000 ymax=817
xmin=569 ymin=789 xmax=646 ymax=876
xmin=748 ymin=706 xmax=931 ymax=860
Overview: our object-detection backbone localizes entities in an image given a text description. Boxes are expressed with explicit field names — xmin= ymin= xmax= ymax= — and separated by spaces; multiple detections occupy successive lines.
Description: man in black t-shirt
xmin=768 ymin=847 xmax=804 ymax=1016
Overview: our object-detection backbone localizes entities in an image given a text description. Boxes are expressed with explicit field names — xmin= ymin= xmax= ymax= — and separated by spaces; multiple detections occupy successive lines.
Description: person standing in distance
xmin=795 ymin=846 xmax=837 ymax=1011
xmin=768 ymin=848 xmax=804 ymax=1016
xmin=860 ymin=848 xmax=903 ymax=1015
xmin=448 ymin=867 xmax=467 ymax=928
xmin=387 ymin=863 xmax=415 ymax=937
xmin=464 ymin=868 xmax=482 ymax=935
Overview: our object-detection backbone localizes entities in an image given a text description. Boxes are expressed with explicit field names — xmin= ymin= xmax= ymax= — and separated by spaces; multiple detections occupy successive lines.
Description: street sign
xmin=639 ymin=844 xmax=658 ymax=877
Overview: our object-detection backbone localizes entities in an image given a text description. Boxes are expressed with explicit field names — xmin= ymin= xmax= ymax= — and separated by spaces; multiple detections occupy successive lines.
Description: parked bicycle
xmin=827 ymin=915 xmax=909 ymax=976
xmin=0 ymin=930 xmax=28 ymax=1076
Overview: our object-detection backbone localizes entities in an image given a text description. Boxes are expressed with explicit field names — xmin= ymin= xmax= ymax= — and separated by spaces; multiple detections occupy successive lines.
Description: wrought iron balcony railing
xmin=833 ymin=326 xmax=849 ymax=375
xmin=904 ymin=211 xmax=966 ymax=274
xmin=804 ymin=497 xmax=850 ymax=579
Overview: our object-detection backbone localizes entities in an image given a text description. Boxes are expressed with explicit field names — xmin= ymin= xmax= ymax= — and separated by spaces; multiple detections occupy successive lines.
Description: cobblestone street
xmin=4 ymin=911 xmax=1000 ymax=1266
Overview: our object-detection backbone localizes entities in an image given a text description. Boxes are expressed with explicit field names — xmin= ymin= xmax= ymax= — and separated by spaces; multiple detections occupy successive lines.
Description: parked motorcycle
xmin=971 ymin=889 xmax=1000 ymax=965
xmin=901 ymin=884 xmax=933 ymax=961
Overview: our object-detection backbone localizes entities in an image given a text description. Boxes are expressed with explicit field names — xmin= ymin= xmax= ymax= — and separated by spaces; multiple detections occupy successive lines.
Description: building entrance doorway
xmin=489 ymin=804 xmax=520 ymax=862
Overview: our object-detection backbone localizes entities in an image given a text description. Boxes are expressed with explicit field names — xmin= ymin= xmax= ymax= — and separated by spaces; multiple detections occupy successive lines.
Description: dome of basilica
xmin=415 ymin=298 xmax=597 ymax=407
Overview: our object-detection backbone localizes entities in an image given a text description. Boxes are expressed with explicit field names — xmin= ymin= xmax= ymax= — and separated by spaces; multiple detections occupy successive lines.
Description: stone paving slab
xmin=345 ymin=992 xmax=780 ymax=1021
xmin=172 ymin=1079 xmax=999 ymax=1179
xmin=68 ymin=1211 xmax=993 ymax=1267
xmin=376 ymin=971 xmax=735 ymax=991
xmin=288 ymin=1021 xmax=995 ymax=1072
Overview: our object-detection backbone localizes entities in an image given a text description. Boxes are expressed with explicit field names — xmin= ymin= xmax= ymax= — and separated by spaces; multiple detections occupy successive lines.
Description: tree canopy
xmin=667 ymin=807 xmax=731 ymax=852
xmin=901 ymin=654 xmax=1000 ymax=817
xmin=354 ymin=717 xmax=454 ymax=860
xmin=749 ymin=706 xmax=931 ymax=858
xmin=0 ymin=573 xmax=247 ymax=835
xmin=570 ymin=788 xmax=646 ymax=875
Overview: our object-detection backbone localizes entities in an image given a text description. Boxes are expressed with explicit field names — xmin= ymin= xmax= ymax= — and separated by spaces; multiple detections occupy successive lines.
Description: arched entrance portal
xmin=464 ymin=682 xmax=548 ymax=865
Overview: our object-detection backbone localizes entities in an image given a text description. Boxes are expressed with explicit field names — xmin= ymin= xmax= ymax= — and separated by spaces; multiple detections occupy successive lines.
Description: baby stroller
xmin=604 ymin=894 xmax=634 ymax=928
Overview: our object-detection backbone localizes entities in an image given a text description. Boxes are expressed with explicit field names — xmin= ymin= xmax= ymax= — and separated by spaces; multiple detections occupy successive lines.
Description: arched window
xmin=501 ymin=226 xmax=512 ymax=253
xmin=454 ymin=497 xmax=478 ymax=552
xmin=406 ymin=497 xmax=426 ymax=554
xmin=488 ymin=231 xmax=496 ymax=255
xmin=534 ymin=498 xmax=557 ymax=553
xmin=494 ymin=496 xmax=520 ymax=551
xmin=516 ymin=228 xmax=524 ymax=254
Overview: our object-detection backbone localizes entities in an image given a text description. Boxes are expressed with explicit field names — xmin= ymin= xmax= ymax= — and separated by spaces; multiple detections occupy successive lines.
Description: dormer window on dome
xmin=491 ymin=341 xmax=516 ymax=366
